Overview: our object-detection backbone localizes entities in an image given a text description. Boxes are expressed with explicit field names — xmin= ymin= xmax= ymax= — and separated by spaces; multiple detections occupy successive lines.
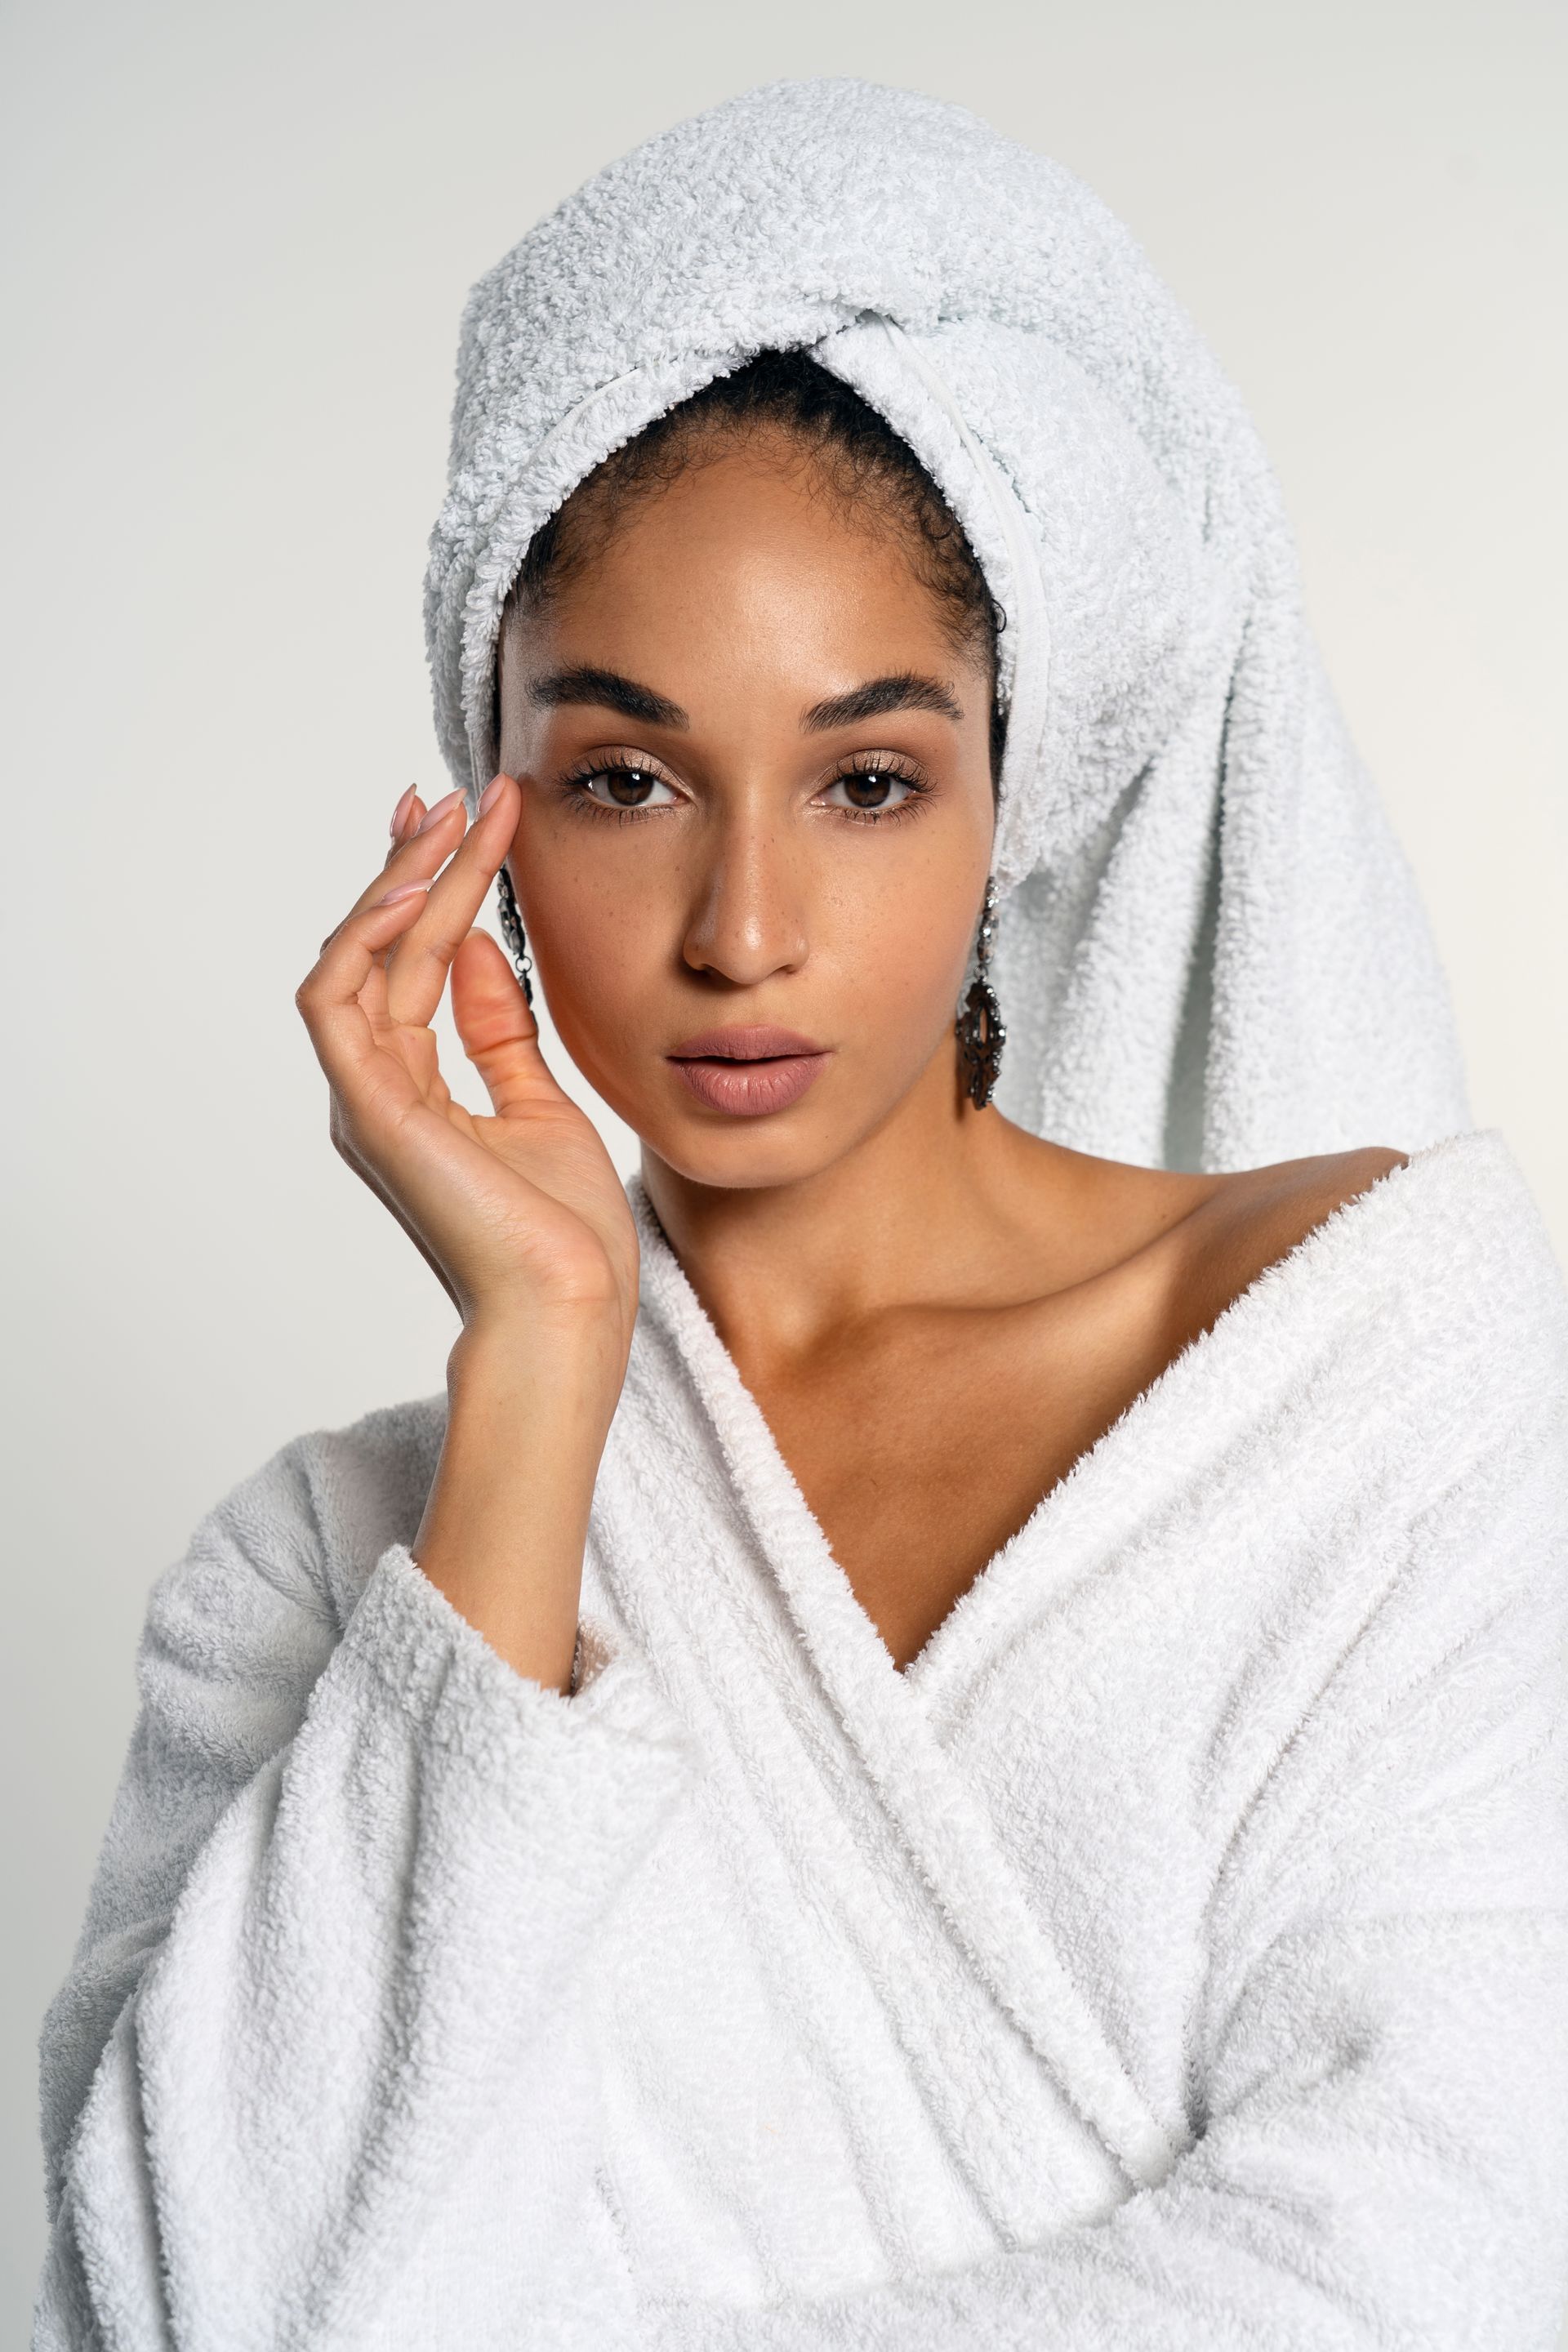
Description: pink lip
xmin=667 ymin=1026 xmax=830 ymax=1119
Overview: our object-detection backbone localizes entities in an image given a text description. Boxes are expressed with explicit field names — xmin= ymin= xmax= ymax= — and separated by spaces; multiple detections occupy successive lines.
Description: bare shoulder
xmin=996 ymin=1128 xmax=1412 ymax=1321
xmin=1188 ymin=1143 xmax=1411 ymax=1321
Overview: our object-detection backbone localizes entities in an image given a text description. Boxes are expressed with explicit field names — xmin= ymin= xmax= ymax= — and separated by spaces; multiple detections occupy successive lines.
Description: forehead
xmin=501 ymin=444 xmax=982 ymax=693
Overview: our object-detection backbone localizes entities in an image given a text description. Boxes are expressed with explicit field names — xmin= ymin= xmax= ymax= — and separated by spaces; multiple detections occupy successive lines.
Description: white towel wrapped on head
xmin=425 ymin=76 xmax=1471 ymax=1170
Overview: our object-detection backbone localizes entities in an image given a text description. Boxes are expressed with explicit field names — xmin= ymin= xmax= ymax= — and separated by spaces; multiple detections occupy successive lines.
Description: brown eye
xmin=579 ymin=766 xmax=677 ymax=810
xmin=822 ymin=767 xmax=919 ymax=814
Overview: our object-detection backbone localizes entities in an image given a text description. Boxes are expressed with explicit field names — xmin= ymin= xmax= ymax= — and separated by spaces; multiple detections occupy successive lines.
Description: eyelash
xmin=824 ymin=753 xmax=931 ymax=826
xmin=558 ymin=754 xmax=673 ymax=825
xmin=557 ymin=751 xmax=933 ymax=826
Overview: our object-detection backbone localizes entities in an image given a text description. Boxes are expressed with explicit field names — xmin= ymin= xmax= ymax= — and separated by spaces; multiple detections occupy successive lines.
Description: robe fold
xmin=34 ymin=1127 xmax=1568 ymax=2349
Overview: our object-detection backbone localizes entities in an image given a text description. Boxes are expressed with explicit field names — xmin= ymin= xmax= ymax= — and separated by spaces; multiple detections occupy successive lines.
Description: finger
xmin=296 ymin=886 xmax=437 ymax=1109
xmin=310 ymin=789 xmax=460 ymax=972
xmin=384 ymin=777 xmax=520 ymax=1032
xmin=450 ymin=926 xmax=565 ymax=1118
xmin=396 ymin=1022 xmax=457 ymax=1115
xmin=382 ymin=786 xmax=426 ymax=869
xmin=341 ymin=786 xmax=467 ymax=920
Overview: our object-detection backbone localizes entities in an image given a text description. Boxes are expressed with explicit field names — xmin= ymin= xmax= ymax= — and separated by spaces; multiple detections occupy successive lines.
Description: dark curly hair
xmin=501 ymin=347 xmax=1007 ymax=782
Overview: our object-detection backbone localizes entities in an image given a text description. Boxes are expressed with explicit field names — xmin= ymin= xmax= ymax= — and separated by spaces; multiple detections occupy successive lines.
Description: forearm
xmin=42 ymin=1475 xmax=699 ymax=2350
xmin=413 ymin=1311 xmax=626 ymax=1694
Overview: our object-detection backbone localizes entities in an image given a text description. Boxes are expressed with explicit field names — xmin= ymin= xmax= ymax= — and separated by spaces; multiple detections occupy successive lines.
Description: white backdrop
xmin=3 ymin=0 xmax=1565 ymax=2332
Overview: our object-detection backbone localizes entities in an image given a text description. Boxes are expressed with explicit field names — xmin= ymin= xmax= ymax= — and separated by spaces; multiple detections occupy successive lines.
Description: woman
xmin=35 ymin=78 xmax=1568 ymax=2351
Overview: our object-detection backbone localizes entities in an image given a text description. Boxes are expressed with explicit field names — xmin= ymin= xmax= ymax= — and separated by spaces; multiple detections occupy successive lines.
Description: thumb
xmin=450 ymin=929 xmax=562 ymax=1117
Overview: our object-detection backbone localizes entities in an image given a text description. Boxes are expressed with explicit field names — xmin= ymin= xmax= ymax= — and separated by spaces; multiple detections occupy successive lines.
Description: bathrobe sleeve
xmin=645 ymin=1407 xmax=1568 ymax=2352
xmin=33 ymin=1417 xmax=698 ymax=2352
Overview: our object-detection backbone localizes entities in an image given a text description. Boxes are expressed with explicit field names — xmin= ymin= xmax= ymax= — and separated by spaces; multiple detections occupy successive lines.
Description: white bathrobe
xmin=35 ymin=1128 xmax=1568 ymax=2350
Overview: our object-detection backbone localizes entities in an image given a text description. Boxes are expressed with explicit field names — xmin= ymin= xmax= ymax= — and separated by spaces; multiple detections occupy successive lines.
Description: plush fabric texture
xmin=423 ymin=77 xmax=1471 ymax=1172
xmin=35 ymin=1128 xmax=1568 ymax=2348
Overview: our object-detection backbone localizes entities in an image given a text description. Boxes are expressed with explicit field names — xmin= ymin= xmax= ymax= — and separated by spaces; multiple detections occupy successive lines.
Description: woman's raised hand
xmin=295 ymin=776 xmax=639 ymax=1369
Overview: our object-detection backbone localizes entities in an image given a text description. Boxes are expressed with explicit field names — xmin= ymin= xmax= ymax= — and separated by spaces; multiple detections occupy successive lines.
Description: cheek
xmin=822 ymin=846 xmax=981 ymax=1040
xmin=519 ymin=864 xmax=662 ymax=1049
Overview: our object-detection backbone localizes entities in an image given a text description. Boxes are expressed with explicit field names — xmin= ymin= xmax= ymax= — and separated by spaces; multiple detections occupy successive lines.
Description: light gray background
xmin=4 ymin=0 xmax=1565 ymax=2332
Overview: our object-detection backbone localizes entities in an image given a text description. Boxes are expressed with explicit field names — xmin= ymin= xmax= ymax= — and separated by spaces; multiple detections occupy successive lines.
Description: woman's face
xmin=496 ymin=431 xmax=997 ymax=1192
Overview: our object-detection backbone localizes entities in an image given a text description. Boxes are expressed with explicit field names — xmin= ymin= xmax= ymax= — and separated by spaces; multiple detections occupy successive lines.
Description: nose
xmin=680 ymin=814 xmax=808 ymax=988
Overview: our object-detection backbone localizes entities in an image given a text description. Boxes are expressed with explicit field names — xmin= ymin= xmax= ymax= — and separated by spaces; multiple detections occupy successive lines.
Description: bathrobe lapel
xmin=597 ymin=1189 xmax=1187 ymax=2238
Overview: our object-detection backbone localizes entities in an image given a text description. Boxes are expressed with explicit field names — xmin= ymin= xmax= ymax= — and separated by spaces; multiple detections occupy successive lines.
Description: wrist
xmin=447 ymin=1310 xmax=628 ymax=1429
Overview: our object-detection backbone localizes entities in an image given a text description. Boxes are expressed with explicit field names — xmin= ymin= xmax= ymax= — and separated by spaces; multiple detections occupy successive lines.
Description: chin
xmin=636 ymin=1111 xmax=862 ymax=1193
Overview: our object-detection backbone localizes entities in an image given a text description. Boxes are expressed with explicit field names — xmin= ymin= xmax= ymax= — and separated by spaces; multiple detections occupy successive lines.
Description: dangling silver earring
xmin=956 ymin=875 xmax=1005 ymax=1110
xmin=493 ymin=860 xmax=534 ymax=1009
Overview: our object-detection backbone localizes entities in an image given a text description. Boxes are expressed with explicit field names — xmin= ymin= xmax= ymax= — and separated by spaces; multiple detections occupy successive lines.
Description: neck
xmin=639 ymin=1039 xmax=1080 ymax=1363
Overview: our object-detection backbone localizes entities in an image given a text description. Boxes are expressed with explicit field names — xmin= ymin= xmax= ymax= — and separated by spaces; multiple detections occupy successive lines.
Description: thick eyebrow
xmin=527 ymin=665 xmax=688 ymax=728
xmin=802 ymin=672 xmax=964 ymax=731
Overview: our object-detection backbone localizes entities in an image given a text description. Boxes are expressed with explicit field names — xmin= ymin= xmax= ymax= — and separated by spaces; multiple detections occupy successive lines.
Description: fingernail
xmin=477 ymin=773 xmax=508 ymax=814
xmin=415 ymin=788 xmax=466 ymax=835
xmin=377 ymin=880 xmax=434 ymax=905
xmin=389 ymin=784 xmax=416 ymax=840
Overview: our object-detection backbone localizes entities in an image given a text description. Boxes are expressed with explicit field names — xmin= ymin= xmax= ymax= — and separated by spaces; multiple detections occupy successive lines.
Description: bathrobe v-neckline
xmin=612 ymin=1143 xmax=1459 ymax=2215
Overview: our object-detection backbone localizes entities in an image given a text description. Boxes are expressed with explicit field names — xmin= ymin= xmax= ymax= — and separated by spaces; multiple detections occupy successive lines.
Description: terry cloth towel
xmin=33 ymin=1129 xmax=1568 ymax=2349
xmin=424 ymin=76 xmax=1472 ymax=1174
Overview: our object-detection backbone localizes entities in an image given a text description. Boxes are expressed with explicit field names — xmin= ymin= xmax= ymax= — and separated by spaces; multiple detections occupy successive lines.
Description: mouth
xmin=666 ymin=1026 xmax=831 ymax=1119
